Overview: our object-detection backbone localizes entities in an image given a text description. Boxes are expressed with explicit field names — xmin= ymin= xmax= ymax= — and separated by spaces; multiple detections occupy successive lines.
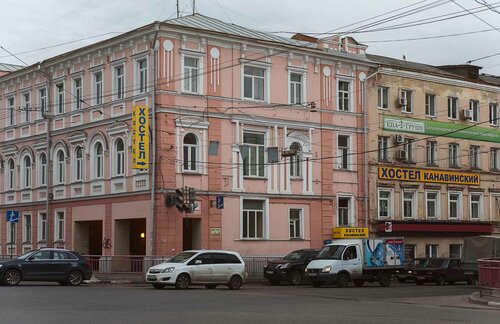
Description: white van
xmin=146 ymin=250 xmax=247 ymax=290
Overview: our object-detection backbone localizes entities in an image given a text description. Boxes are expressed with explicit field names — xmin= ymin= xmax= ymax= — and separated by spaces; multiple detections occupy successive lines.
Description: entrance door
xmin=183 ymin=218 xmax=201 ymax=251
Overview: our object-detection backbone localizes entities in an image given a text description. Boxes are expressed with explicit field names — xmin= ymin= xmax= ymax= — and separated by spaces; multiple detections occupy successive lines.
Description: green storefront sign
xmin=382 ymin=115 xmax=500 ymax=143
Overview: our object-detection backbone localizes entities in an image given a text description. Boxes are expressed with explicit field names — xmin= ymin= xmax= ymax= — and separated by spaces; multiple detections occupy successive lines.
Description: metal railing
xmin=478 ymin=258 xmax=500 ymax=298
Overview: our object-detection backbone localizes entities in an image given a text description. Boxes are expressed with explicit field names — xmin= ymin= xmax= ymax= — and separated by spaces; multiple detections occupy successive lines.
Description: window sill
xmin=425 ymin=114 xmax=436 ymax=118
xmin=448 ymin=165 xmax=461 ymax=169
xmin=401 ymin=111 xmax=413 ymax=115
xmin=426 ymin=163 xmax=438 ymax=167
xmin=22 ymin=241 xmax=32 ymax=245
xmin=181 ymin=91 xmax=204 ymax=97
xmin=377 ymin=107 xmax=389 ymax=110
xmin=238 ymin=238 xmax=268 ymax=241
xmin=242 ymin=97 xmax=266 ymax=103
xmin=289 ymin=238 xmax=305 ymax=241
xmin=111 ymin=175 xmax=126 ymax=180
xmin=290 ymin=177 xmax=303 ymax=181
xmin=182 ymin=171 xmax=202 ymax=175
xmin=37 ymin=240 xmax=47 ymax=244
xmin=243 ymin=176 xmax=267 ymax=180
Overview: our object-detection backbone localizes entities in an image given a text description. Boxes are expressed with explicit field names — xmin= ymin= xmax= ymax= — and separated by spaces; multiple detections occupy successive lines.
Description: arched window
xmin=289 ymin=142 xmax=302 ymax=178
xmin=115 ymin=139 xmax=125 ymax=176
xmin=183 ymin=133 xmax=198 ymax=171
xmin=56 ymin=150 xmax=66 ymax=184
xmin=39 ymin=153 xmax=47 ymax=186
xmin=75 ymin=147 xmax=83 ymax=181
xmin=23 ymin=155 xmax=32 ymax=188
xmin=7 ymin=159 xmax=15 ymax=190
xmin=94 ymin=142 xmax=104 ymax=178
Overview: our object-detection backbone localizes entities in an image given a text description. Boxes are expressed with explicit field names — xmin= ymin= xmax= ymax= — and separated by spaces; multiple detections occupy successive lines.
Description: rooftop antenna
xmin=176 ymin=0 xmax=180 ymax=18
xmin=192 ymin=0 xmax=196 ymax=15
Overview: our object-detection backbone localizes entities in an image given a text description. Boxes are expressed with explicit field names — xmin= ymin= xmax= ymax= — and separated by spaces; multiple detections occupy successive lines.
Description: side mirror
xmin=195 ymin=260 xmax=202 ymax=265
xmin=27 ymin=256 xmax=34 ymax=262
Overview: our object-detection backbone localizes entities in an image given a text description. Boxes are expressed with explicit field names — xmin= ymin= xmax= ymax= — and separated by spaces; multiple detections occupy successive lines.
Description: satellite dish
xmin=359 ymin=72 xmax=367 ymax=82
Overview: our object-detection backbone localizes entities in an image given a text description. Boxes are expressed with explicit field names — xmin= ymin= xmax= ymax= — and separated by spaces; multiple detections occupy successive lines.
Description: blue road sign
xmin=216 ymin=196 xmax=224 ymax=209
xmin=6 ymin=210 xmax=19 ymax=223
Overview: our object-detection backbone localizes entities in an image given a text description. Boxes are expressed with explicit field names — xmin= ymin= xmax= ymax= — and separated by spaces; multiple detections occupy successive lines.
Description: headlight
xmin=0 ymin=264 xmax=3 ymax=268
xmin=322 ymin=266 xmax=331 ymax=273
xmin=161 ymin=267 xmax=175 ymax=273
xmin=408 ymin=270 xmax=413 ymax=274
xmin=279 ymin=263 xmax=290 ymax=269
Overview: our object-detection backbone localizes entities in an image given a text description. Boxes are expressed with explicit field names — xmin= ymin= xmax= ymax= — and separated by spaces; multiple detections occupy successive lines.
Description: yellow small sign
xmin=132 ymin=105 xmax=149 ymax=170
xmin=378 ymin=166 xmax=480 ymax=186
xmin=333 ymin=227 xmax=369 ymax=239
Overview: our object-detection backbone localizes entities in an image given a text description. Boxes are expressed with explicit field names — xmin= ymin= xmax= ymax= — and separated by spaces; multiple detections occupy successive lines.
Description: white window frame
xmin=21 ymin=92 xmax=31 ymax=123
xmin=427 ymin=141 xmax=437 ymax=165
xmin=242 ymin=131 xmax=266 ymax=178
xmin=449 ymin=143 xmax=459 ymax=167
xmin=54 ymin=211 xmax=65 ymax=241
xmin=135 ymin=57 xmax=148 ymax=95
xmin=72 ymin=77 xmax=83 ymax=110
xmin=337 ymin=194 xmax=354 ymax=227
xmin=448 ymin=97 xmax=458 ymax=120
xmin=92 ymin=70 xmax=103 ymax=106
xmin=337 ymin=134 xmax=352 ymax=170
xmin=38 ymin=211 xmax=47 ymax=242
xmin=491 ymin=148 xmax=499 ymax=170
xmin=38 ymin=87 xmax=47 ymax=119
xmin=425 ymin=93 xmax=436 ymax=117
xmin=289 ymin=72 xmax=305 ymax=105
xmin=22 ymin=213 xmax=32 ymax=243
xmin=7 ymin=222 xmax=17 ymax=244
xmin=6 ymin=158 xmax=15 ymax=190
xmin=378 ymin=136 xmax=390 ymax=162
xmin=425 ymin=190 xmax=440 ymax=220
xmin=378 ymin=188 xmax=393 ymax=219
xmin=377 ymin=86 xmax=389 ymax=109
xmin=470 ymin=145 xmax=481 ymax=169
xmin=6 ymin=96 xmax=15 ymax=126
xmin=113 ymin=64 xmax=125 ymax=100
xmin=74 ymin=146 xmax=84 ymax=182
xmin=489 ymin=103 xmax=499 ymax=126
xmin=55 ymin=82 xmax=65 ymax=115
xmin=425 ymin=244 xmax=439 ymax=258
xmin=114 ymin=138 xmax=126 ymax=176
xmin=242 ymin=64 xmax=268 ymax=102
xmin=402 ymin=190 xmax=417 ymax=219
xmin=22 ymin=154 xmax=32 ymax=189
xmin=92 ymin=141 xmax=104 ymax=179
xmin=400 ymin=89 xmax=413 ymax=113
xmin=288 ymin=208 xmax=304 ymax=239
xmin=289 ymin=142 xmax=303 ymax=178
xmin=448 ymin=191 xmax=462 ymax=220
xmin=470 ymin=193 xmax=483 ymax=221
xmin=470 ymin=100 xmax=479 ymax=122
xmin=182 ymin=133 xmax=199 ymax=173
xmin=337 ymin=79 xmax=352 ymax=112
xmin=181 ymin=55 xmax=203 ymax=94
xmin=404 ymin=138 xmax=414 ymax=163
xmin=38 ymin=153 xmax=47 ymax=187
xmin=240 ymin=198 xmax=267 ymax=240
xmin=54 ymin=150 xmax=66 ymax=185
xmin=449 ymin=244 xmax=462 ymax=258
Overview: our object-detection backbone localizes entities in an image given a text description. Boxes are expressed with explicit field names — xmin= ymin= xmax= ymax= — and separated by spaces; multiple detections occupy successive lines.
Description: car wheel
xmin=152 ymin=283 xmax=166 ymax=289
xmin=205 ymin=284 xmax=217 ymax=289
xmin=312 ymin=282 xmax=322 ymax=288
xmin=58 ymin=280 xmax=68 ymax=286
xmin=289 ymin=271 xmax=303 ymax=286
xmin=175 ymin=274 xmax=190 ymax=289
xmin=228 ymin=275 xmax=243 ymax=290
xmin=416 ymin=280 xmax=424 ymax=286
xmin=268 ymin=279 xmax=280 ymax=285
xmin=337 ymin=273 xmax=349 ymax=288
xmin=3 ymin=269 xmax=21 ymax=286
xmin=353 ymin=279 xmax=364 ymax=287
xmin=397 ymin=278 xmax=407 ymax=283
xmin=436 ymin=275 xmax=446 ymax=286
xmin=378 ymin=272 xmax=391 ymax=287
xmin=66 ymin=270 xmax=84 ymax=286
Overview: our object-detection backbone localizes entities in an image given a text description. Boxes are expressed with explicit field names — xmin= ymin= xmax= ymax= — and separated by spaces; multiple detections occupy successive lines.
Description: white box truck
xmin=306 ymin=238 xmax=404 ymax=287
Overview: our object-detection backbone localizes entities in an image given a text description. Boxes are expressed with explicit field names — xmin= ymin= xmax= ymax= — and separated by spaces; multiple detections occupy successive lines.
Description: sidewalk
xmin=468 ymin=291 xmax=500 ymax=308
xmin=86 ymin=273 xmax=266 ymax=285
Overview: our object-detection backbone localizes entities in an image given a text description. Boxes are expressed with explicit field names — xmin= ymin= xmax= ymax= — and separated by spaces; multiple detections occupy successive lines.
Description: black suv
xmin=414 ymin=258 xmax=474 ymax=286
xmin=395 ymin=258 xmax=429 ymax=283
xmin=0 ymin=248 xmax=92 ymax=286
xmin=264 ymin=249 xmax=318 ymax=285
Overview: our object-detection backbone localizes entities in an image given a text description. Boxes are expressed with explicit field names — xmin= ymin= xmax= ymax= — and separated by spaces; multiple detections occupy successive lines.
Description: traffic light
xmin=175 ymin=188 xmax=189 ymax=213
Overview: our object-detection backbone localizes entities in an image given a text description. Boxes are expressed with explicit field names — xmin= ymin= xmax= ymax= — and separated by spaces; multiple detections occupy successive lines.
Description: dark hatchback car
xmin=264 ymin=249 xmax=318 ymax=285
xmin=0 ymin=248 xmax=92 ymax=286
xmin=395 ymin=258 xmax=429 ymax=283
xmin=414 ymin=258 xmax=474 ymax=286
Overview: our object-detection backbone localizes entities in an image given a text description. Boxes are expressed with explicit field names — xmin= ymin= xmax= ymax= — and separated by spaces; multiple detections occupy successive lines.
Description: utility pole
xmin=176 ymin=0 xmax=180 ymax=18
xmin=192 ymin=0 xmax=195 ymax=14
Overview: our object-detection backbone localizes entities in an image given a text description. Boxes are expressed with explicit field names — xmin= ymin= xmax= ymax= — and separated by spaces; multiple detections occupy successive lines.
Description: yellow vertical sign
xmin=132 ymin=105 xmax=149 ymax=170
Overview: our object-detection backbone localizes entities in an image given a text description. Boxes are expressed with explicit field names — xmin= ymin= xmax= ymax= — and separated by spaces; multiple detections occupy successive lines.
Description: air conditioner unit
xmin=461 ymin=109 xmax=473 ymax=120
xmin=398 ymin=97 xmax=407 ymax=107
xmin=395 ymin=134 xmax=405 ymax=143
xmin=396 ymin=150 xmax=407 ymax=161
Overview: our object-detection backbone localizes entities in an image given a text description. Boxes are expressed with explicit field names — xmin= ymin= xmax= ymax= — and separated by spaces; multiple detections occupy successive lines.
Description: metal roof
xmin=0 ymin=62 xmax=23 ymax=72
xmin=165 ymin=14 xmax=315 ymax=48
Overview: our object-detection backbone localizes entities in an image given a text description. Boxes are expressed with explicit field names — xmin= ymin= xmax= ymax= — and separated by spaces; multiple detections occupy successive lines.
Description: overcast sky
xmin=1 ymin=0 xmax=500 ymax=75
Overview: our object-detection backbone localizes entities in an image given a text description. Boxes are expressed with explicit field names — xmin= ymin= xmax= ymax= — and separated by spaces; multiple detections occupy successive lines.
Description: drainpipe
xmin=360 ymin=70 xmax=379 ymax=230
xmin=38 ymin=62 xmax=52 ymax=247
xmin=149 ymin=22 xmax=160 ymax=255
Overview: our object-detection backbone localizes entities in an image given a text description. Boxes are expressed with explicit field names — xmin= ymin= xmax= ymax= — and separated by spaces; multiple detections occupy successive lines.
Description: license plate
xmin=308 ymin=272 xmax=317 ymax=277
xmin=147 ymin=275 xmax=156 ymax=280
xmin=266 ymin=271 xmax=274 ymax=274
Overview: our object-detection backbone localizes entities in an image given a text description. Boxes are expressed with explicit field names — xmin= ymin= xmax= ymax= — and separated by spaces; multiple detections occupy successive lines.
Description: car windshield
xmin=284 ymin=251 xmax=309 ymax=261
xmin=427 ymin=259 xmax=445 ymax=267
xmin=167 ymin=252 xmax=197 ymax=263
xmin=316 ymin=245 xmax=345 ymax=260
xmin=413 ymin=259 xmax=428 ymax=267
xmin=17 ymin=250 xmax=38 ymax=260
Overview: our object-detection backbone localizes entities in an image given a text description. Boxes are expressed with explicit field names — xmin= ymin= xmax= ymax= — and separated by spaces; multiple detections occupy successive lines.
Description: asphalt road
xmin=0 ymin=282 xmax=498 ymax=324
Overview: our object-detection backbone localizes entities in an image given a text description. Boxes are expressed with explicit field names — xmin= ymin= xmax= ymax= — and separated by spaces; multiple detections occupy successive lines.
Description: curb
xmin=85 ymin=278 xmax=268 ymax=285
xmin=469 ymin=292 xmax=500 ymax=308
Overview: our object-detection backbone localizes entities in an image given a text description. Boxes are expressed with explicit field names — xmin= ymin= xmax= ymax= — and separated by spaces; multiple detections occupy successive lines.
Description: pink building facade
xmin=0 ymin=15 xmax=372 ymax=257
